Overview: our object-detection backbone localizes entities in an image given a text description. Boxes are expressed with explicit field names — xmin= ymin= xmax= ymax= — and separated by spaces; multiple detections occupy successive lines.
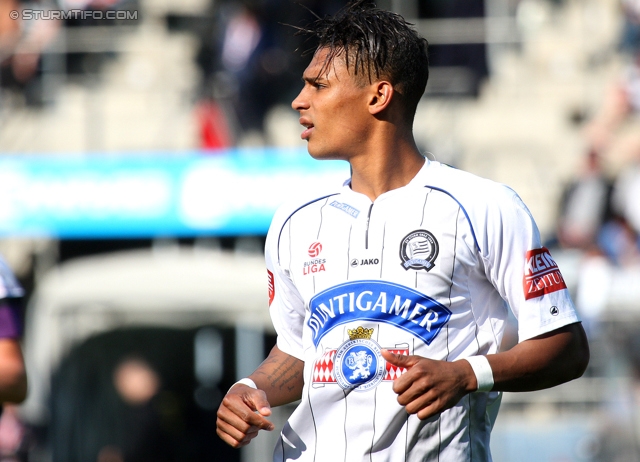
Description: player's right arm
xmin=216 ymin=345 xmax=304 ymax=448
xmin=217 ymin=197 xmax=321 ymax=448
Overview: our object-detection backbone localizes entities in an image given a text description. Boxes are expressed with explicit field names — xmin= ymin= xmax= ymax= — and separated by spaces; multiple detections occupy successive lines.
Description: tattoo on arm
xmin=257 ymin=355 xmax=302 ymax=392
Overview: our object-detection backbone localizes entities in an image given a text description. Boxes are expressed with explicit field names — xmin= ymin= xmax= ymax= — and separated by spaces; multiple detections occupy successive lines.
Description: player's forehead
xmin=302 ymin=47 xmax=350 ymax=82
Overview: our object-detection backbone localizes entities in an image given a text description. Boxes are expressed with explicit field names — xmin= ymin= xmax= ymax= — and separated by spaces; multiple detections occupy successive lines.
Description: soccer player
xmin=216 ymin=1 xmax=590 ymax=460
xmin=0 ymin=255 xmax=28 ymax=405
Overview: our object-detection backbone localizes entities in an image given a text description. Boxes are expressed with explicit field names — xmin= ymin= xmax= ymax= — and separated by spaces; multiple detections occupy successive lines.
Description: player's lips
xmin=299 ymin=118 xmax=314 ymax=140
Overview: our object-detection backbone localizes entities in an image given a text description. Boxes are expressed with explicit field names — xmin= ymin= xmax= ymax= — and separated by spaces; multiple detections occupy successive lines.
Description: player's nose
xmin=291 ymin=87 xmax=309 ymax=112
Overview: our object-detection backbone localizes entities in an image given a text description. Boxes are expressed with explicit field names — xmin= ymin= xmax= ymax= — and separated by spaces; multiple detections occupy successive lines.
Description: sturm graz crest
xmin=399 ymin=229 xmax=439 ymax=271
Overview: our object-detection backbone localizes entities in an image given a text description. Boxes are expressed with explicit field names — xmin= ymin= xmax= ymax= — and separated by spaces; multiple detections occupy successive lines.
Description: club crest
xmin=399 ymin=229 xmax=439 ymax=271
xmin=333 ymin=327 xmax=386 ymax=392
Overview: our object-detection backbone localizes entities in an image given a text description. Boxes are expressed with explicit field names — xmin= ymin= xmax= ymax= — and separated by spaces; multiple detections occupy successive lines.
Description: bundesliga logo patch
xmin=523 ymin=247 xmax=567 ymax=300
xmin=304 ymin=242 xmax=327 ymax=276
xmin=308 ymin=242 xmax=323 ymax=258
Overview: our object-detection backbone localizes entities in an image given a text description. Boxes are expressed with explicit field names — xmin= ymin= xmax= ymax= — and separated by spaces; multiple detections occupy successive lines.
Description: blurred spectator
xmin=59 ymin=0 xmax=140 ymax=77
xmin=0 ymin=0 xmax=61 ymax=106
xmin=566 ymin=152 xmax=640 ymax=338
xmin=418 ymin=0 xmax=489 ymax=98
xmin=620 ymin=0 xmax=640 ymax=55
xmin=597 ymin=216 xmax=640 ymax=267
xmin=554 ymin=149 xmax=614 ymax=251
xmin=591 ymin=154 xmax=640 ymax=268
xmin=49 ymin=328 xmax=239 ymax=462
xmin=611 ymin=156 xmax=640 ymax=237
xmin=553 ymin=145 xmax=640 ymax=336
xmin=194 ymin=91 xmax=233 ymax=150
xmin=193 ymin=0 xmax=345 ymax=146
xmin=0 ymin=0 xmax=21 ymax=59
xmin=112 ymin=356 xmax=161 ymax=407
xmin=583 ymin=51 xmax=640 ymax=156
xmin=1 ymin=0 xmax=139 ymax=107
xmin=583 ymin=0 xmax=640 ymax=156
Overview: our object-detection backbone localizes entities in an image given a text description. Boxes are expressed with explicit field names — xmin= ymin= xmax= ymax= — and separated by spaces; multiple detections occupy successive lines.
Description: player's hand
xmin=381 ymin=350 xmax=475 ymax=421
xmin=216 ymin=384 xmax=275 ymax=448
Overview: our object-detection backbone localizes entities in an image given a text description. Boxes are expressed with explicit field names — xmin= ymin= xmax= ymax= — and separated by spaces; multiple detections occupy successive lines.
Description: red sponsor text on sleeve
xmin=267 ymin=269 xmax=275 ymax=306
xmin=523 ymin=247 xmax=567 ymax=300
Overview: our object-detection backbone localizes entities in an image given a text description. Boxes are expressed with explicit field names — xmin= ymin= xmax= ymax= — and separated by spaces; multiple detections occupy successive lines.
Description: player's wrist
xmin=228 ymin=378 xmax=258 ymax=393
xmin=455 ymin=358 xmax=479 ymax=393
xmin=460 ymin=356 xmax=494 ymax=392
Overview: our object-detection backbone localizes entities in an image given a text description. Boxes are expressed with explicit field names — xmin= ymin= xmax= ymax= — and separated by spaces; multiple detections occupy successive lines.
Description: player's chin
xmin=307 ymin=145 xmax=345 ymax=161
xmin=306 ymin=143 xmax=323 ymax=159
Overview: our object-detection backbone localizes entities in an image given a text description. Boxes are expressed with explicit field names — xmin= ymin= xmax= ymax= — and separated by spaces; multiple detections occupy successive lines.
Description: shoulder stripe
xmin=423 ymin=185 xmax=481 ymax=253
xmin=277 ymin=193 xmax=340 ymax=264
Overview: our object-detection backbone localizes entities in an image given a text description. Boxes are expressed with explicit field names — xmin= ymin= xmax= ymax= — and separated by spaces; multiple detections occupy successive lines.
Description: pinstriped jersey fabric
xmin=265 ymin=159 xmax=579 ymax=462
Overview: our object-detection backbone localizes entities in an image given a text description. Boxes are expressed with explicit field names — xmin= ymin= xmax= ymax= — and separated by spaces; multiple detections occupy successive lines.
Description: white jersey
xmin=265 ymin=159 xmax=579 ymax=462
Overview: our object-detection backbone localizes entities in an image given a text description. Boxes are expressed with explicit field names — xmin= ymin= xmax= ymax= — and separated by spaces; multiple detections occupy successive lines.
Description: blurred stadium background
xmin=1 ymin=0 xmax=640 ymax=460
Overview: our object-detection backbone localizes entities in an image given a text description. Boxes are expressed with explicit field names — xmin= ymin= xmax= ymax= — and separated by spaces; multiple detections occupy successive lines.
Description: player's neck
xmin=348 ymin=136 xmax=425 ymax=202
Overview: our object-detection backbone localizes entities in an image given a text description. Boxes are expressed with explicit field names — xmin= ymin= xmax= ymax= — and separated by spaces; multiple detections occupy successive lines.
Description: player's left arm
xmin=0 ymin=337 xmax=27 ymax=403
xmin=382 ymin=321 xmax=589 ymax=420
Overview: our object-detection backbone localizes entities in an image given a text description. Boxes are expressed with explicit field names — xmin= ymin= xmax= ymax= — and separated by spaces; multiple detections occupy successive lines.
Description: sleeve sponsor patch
xmin=267 ymin=269 xmax=275 ymax=306
xmin=523 ymin=247 xmax=567 ymax=300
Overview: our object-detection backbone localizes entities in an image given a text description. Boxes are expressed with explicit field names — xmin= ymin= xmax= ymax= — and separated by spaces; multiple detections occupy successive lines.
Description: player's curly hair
xmin=296 ymin=0 xmax=429 ymax=121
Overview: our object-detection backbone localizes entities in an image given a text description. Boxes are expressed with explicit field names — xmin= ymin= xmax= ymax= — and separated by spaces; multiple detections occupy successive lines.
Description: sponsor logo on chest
xmin=307 ymin=280 xmax=451 ymax=347
xmin=329 ymin=200 xmax=360 ymax=218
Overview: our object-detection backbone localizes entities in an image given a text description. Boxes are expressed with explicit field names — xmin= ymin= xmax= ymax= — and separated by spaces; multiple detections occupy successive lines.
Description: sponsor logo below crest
xmin=399 ymin=230 xmax=439 ymax=271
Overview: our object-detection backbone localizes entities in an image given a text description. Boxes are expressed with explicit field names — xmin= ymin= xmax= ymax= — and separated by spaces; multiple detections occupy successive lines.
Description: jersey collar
xmin=342 ymin=156 xmax=432 ymax=200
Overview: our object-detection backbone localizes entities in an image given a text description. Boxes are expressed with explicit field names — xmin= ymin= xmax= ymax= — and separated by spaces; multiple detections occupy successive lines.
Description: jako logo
xmin=351 ymin=258 xmax=380 ymax=267
xmin=308 ymin=242 xmax=323 ymax=258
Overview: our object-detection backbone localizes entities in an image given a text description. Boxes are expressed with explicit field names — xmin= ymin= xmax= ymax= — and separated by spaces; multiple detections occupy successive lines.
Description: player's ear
xmin=368 ymin=80 xmax=394 ymax=115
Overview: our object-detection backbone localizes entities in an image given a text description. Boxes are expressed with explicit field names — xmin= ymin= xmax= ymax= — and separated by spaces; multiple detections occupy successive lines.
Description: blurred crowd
xmin=1 ymin=0 xmax=491 ymax=148
xmin=549 ymin=0 xmax=640 ymax=337
xmin=0 ymin=0 xmax=344 ymax=141
xmin=0 ymin=0 xmax=139 ymax=107
xmin=191 ymin=0 xmax=346 ymax=148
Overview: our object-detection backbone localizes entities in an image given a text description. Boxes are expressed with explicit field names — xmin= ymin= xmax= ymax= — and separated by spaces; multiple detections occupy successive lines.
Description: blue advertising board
xmin=0 ymin=148 xmax=349 ymax=238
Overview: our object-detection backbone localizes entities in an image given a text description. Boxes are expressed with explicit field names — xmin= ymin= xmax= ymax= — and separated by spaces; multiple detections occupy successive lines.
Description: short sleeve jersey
xmin=265 ymin=159 xmax=579 ymax=462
